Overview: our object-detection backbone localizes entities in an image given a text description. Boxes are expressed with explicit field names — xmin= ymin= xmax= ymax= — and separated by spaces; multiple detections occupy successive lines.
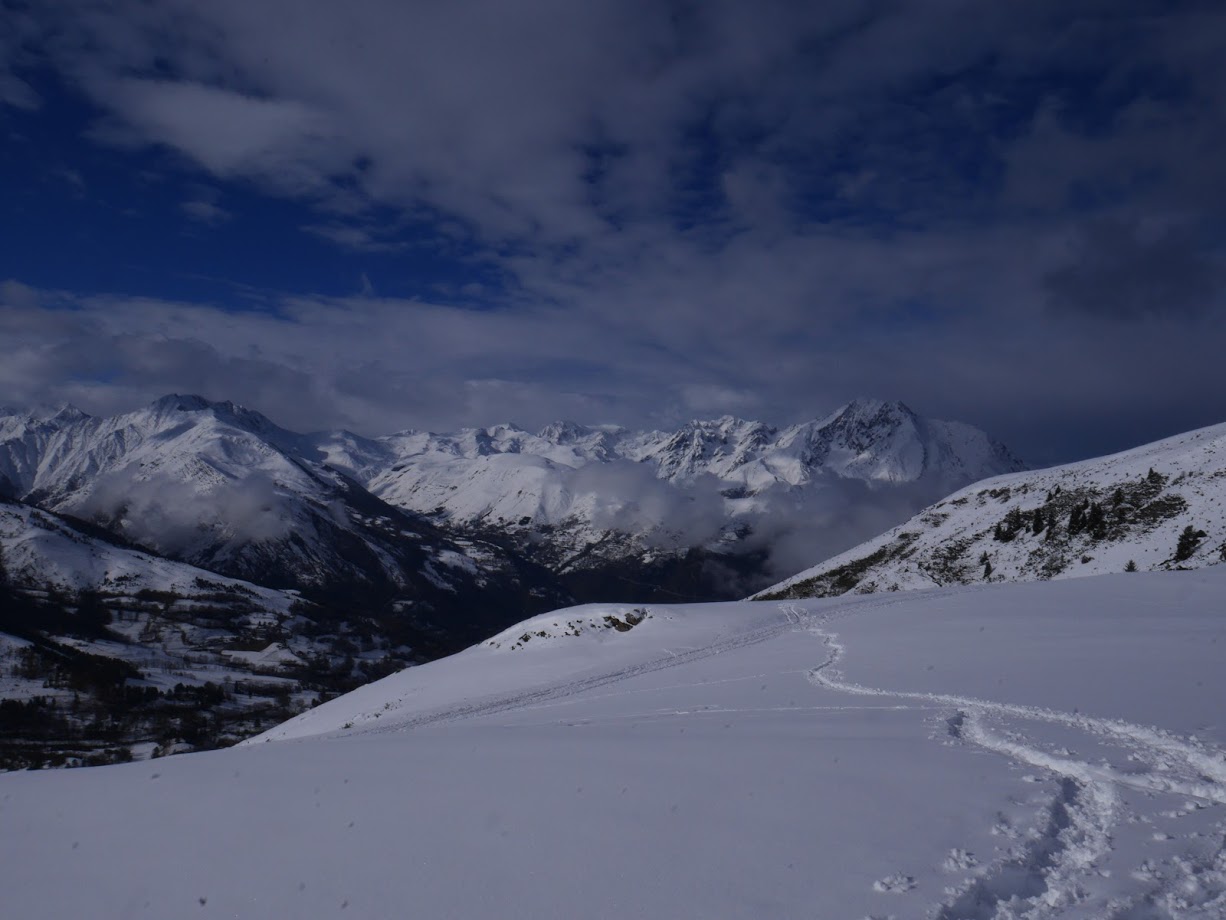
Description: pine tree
xmin=1086 ymin=502 xmax=1106 ymax=540
xmin=1032 ymin=509 xmax=1046 ymax=534
xmin=1069 ymin=502 xmax=1085 ymax=535
xmin=1124 ymin=560 xmax=1138 ymax=572
xmin=1175 ymin=525 xmax=1207 ymax=562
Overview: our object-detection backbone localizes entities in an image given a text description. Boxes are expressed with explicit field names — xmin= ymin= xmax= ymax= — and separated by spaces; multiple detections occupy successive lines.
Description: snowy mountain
xmin=335 ymin=397 xmax=1021 ymax=525
xmin=758 ymin=419 xmax=1226 ymax=600
xmin=0 ymin=395 xmax=1022 ymax=603
xmin=0 ymin=395 xmax=569 ymax=644
xmin=311 ymin=397 xmax=1024 ymax=595
xmin=5 ymin=570 xmax=1225 ymax=917
xmin=0 ymin=496 xmax=412 ymax=768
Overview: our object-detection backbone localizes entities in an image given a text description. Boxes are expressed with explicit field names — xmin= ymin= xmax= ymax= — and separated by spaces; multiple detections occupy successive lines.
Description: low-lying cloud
xmin=567 ymin=460 xmax=957 ymax=590
xmin=74 ymin=469 xmax=294 ymax=559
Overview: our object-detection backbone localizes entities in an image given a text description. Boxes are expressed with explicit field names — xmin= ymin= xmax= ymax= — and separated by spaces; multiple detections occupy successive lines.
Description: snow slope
xmin=0 ymin=498 xmax=335 ymax=765
xmin=0 ymin=498 xmax=297 ymax=608
xmin=760 ymin=419 xmax=1226 ymax=600
xmin=4 ymin=570 xmax=1225 ymax=918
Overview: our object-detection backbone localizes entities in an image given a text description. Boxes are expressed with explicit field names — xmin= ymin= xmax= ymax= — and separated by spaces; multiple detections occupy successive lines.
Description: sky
xmin=1 ymin=0 xmax=1224 ymax=466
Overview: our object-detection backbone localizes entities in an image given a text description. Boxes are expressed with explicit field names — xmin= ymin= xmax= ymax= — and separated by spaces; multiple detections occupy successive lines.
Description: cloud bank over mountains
xmin=2 ymin=2 xmax=1225 ymax=464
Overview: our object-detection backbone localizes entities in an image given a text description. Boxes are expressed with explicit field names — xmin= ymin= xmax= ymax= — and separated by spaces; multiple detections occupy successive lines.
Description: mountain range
xmin=0 ymin=394 xmax=1024 ymax=601
xmin=0 ymin=392 xmax=1022 ymax=764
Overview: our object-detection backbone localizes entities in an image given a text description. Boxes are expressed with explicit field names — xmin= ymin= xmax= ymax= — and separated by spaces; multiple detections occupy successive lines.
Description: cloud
xmin=181 ymin=198 xmax=231 ymax=225
xmin=301 ymin=224 xmax=407 ymax=253
xmin=569 ymin=462 xmax=729 ymax=549
xmin=74 ymin=469 xmax=293 ymax=558
xmin=95 ymin=79 xmax=336 ymax=184
xmin=2 ymin=2 xmax=1225 ymax=465
xmin=1044 ymin=219 xmax=1219 ymax=320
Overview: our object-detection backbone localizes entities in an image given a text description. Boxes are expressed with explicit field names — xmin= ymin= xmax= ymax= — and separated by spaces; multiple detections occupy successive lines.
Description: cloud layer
xmin=2 ymin=1 xmax=1225 ymax=464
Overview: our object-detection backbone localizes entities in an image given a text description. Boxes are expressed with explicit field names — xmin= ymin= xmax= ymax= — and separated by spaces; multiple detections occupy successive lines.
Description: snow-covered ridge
xmin=0 ymin=395 xmax=566 ymax=624
xmin=758 ymin=418 xmax=1226 ymax=599
xmin=0 ymin=498 xmax=296 ymax=610
xmin=0 ymin=394 xmax=1023 ymax=597
xmin=347 ymin=396 xmax=1023 ymax=533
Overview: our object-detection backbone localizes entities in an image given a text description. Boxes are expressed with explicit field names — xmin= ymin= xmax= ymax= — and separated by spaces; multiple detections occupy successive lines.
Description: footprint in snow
xmin=942 ymin=848 xmax=978 ymax=872
xmin=872 ymin=874 xmax=916 ymax=894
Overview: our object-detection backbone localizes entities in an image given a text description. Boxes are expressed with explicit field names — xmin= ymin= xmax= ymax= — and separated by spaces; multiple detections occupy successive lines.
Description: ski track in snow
xmin=304 ymin=589 xmax=1226 ymax=918
xmin=336 ymin=590 xmax=961 ymax=738
xmin=787 ymin=602 xmax=1226 ymax=919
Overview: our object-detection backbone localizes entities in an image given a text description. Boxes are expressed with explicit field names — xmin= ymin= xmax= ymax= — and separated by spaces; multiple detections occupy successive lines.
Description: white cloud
xmin=181 ymin=198 xmax=231 ymax=225
xmin=3 ymin=2 xmax=1225 ymax=463
xmin=95 ymin=78 xmax=340 ymax=194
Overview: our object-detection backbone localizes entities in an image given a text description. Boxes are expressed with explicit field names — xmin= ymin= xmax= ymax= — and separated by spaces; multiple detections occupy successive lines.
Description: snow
xmin=761 ymin=418 xmax=1226 ymax=599
xmin=356 ymin=398 xmax=1023 ymax=536
xmin=0 ymin=499 xmax=295 ymax=610
xmin=0 ymin=395 xmax=543 ymax=603
xmin=4 ymin=569 xmax=1225 ymax=918
xmin=0 ymin=395 xmax=1024 ymax=599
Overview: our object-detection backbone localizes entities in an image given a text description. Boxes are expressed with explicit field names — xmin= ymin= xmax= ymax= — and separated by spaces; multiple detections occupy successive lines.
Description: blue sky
xmin=2 ymin=1 xmax=1224 ymax=464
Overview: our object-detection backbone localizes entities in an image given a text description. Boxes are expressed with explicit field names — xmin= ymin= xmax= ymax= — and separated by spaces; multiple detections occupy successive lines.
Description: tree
xmin=1124 ymin=560 xmax=1138 ymax=572
xmin=1175 ymin=525 xmax=1207 ymax=562
xmin=1085 ymin=502 xmax=1106 ymax=540
xmin=1069 ymin=501 xmax=1087 ymax=536
xmin=75 ymin=589 xmax=112 ymax=633
xmin=1032 ymin=509 xmax=1046 ymax=535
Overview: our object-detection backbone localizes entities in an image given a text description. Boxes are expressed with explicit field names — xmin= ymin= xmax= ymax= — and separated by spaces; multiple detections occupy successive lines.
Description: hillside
xmin=0 ymin=395 xmax=570 ymax=645
xmin=3 ymin=571 xmax=1225 ymax=917
xmin=758 ymin=419 xmax=1226 ymax=600
xmin=0 ymin=498 xmax=402 ymax=768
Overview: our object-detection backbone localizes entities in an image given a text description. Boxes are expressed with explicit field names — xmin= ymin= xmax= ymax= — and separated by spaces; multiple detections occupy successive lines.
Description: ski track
xmin=313 ymin=590 xmax=1226 ymax=918
xmin=788 ymin=603 xmax=1226 ymax=919
xmin=342 ymin=589 xmax=962 ymax=738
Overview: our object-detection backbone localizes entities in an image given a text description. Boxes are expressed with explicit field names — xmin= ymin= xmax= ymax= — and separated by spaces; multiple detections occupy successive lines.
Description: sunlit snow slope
xmin=759 ymin=419 xmax=1226 ymax=600
xmin=3 ymin=570 xmax=1225 ymax=919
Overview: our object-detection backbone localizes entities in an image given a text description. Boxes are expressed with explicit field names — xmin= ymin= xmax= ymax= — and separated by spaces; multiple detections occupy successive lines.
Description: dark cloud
xmin=1044 ymin=219 xmax=1220 ymax=320
xmin=1 ymin=2 xmax=1225 ymax=463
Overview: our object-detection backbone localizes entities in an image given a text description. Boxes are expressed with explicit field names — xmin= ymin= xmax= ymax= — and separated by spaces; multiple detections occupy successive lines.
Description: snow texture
xmin=4 ymin=569 xmax=1225 ymax=918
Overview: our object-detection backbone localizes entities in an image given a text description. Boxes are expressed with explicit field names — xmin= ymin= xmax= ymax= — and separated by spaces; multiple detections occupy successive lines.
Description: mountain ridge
xmin=756 ymin=418 xmax=1226 ymax=600
xmin=0 ymin=394 xmax=1024 ymax=603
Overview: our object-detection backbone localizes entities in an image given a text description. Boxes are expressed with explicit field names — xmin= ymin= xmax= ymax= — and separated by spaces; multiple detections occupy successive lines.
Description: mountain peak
xmin=834 ymin=397 xmax=916 ymax=423
xmin=148 ymin=393 xmax=214 ymax=413
xmin=143 ymin=394 xmax=284 ymax=439
xmin=538 ymin=420 xmax=597 ymax=444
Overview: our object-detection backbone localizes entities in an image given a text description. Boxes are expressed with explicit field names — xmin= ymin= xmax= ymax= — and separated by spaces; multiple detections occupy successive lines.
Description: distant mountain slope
xmin=326 ymin=397 xmax=1023 ymax=530
xmin=0 ymin=396 xmax=569 ymax=643
xmin=312 ymin=397 xmax=1024 ymax=595
xmin=0 ymin=497 xmax=410 ymax=768
xmin=757 ymin=420 xmax=1226 ymax=600
xmin=0 ymin=395 xmax=1023 ymax=606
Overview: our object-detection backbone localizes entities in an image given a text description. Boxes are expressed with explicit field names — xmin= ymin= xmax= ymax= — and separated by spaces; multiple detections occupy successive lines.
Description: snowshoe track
xmin=791 ymin=603 xmax=1226 ymax=919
